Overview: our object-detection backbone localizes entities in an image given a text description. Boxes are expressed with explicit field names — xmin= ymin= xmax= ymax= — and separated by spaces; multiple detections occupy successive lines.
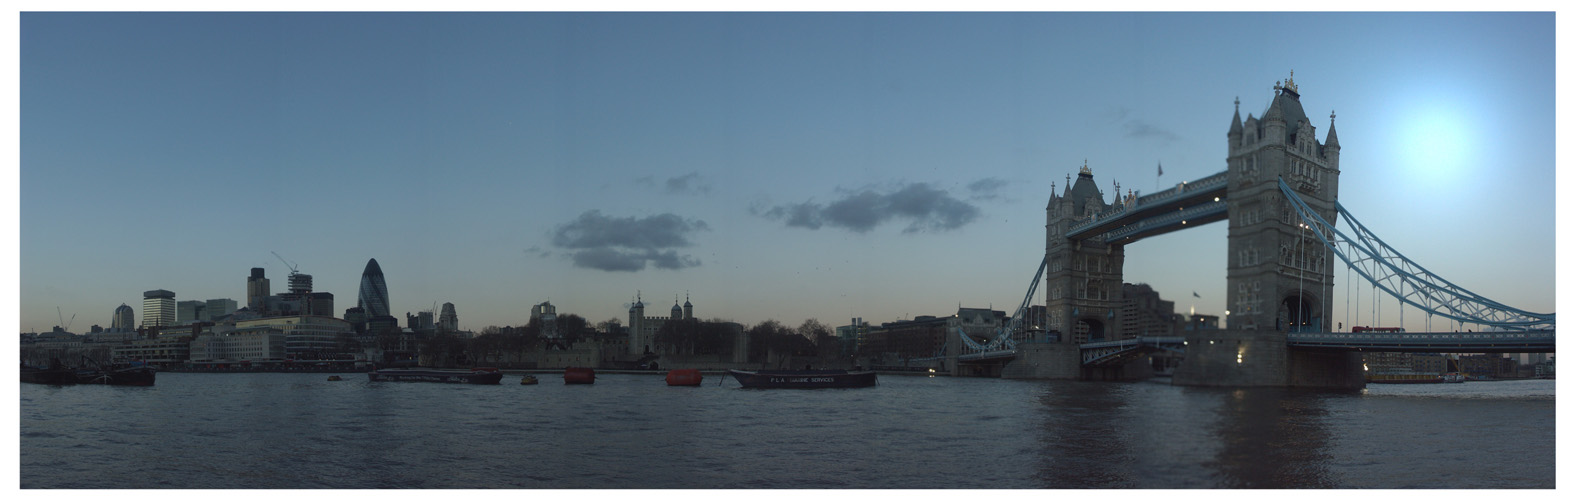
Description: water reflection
xmin=1204 ymin=388 xmax=1337 ymax=488
xmin=1029 ymin=381 xmax=1346 ymax=488
xmin=1033 ymin=382 xmax=1138 ymax=487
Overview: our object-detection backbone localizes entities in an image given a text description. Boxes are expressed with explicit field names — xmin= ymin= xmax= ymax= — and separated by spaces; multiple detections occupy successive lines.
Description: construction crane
xmin=270 ymin=251 xmax=299 ymax=275
xmin=57 ymin=307 xmax=75 ymax=332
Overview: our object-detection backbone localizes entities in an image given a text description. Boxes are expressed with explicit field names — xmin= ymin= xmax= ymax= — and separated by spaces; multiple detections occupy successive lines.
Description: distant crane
xmin=270 ymin=251 xmax=299 ymax=276
xmin=57 ymin=306 xmax=75 ymax=332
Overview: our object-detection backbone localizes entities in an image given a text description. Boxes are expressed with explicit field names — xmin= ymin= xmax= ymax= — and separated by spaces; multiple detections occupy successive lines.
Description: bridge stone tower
xmin=1174 ymin=72 xmax=1362 ymax=388
xmin=1224 ymin=73 xmax=1341 ymax=334
xmin=1044 ymin=162 xmax=1127 ymax=346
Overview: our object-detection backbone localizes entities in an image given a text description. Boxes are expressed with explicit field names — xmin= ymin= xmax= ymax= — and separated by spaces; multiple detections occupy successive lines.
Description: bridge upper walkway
xmin=1287 ymin=330 xmax=1555 ymax=353
xmin=1066 ymin=170 xmax=1229 ymax=244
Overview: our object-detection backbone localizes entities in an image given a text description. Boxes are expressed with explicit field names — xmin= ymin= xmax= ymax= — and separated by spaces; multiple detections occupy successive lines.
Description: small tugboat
xmin=520 ymin=374 xmax=539 ymax=385
xmin=665 ymin=368 xmax=702 ymax=386
xmin=564 ymin=367 xmax=595 ymax=384
xmin=728 ymin=369 xmax=876 ymax=389
xmin=367 ymin=367 xmax=503 ymax=384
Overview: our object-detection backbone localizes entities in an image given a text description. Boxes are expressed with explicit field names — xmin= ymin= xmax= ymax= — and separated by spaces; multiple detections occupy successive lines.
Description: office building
xmin=246 ymin=268 xmax=270 ymax=312
xmin=205 ymin=298 xmax=238 ymax=321
xmin=142 ymin=289 xmax=176 ymax=328
xmin=439 ymin=303 xmax=458 ymax=332
xmin=234 ymin=315 xmax=356 ymax=361
xmin=177 ymin=300 xmax=206 ymax=325
xmin=358 ymin=258 xmax=390 ymax=319
xmin=111 ymin=303 xmax=135 ymax=332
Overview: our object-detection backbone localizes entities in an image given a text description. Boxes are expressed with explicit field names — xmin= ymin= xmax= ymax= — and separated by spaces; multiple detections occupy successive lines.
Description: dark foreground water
xmin=19 ymin=373 xmax=1554 ymax=488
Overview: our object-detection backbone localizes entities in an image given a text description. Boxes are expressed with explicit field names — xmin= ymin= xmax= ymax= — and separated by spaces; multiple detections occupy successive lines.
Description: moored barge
xmin=728 ymin=369 xmax=876 ymax=389
xmin=368 ymin=367 xmax=503 ymax=384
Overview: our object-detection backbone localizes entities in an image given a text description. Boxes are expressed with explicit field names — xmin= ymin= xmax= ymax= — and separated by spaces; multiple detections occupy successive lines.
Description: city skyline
xmin=15 ymin=12 xmax=1558 ymax=334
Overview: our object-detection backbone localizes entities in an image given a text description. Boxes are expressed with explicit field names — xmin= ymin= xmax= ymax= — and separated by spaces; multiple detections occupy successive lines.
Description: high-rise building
xmin=246 ymin=268 xmax=270 ymax=312
xmin=438 ymin=303 xmax=458 ymax=332
xmin=533 ymin=301 xmax=559 ymax=340
xmin=205 ymin=298 xmax=238 ymax=321
xmin=288 ymin=272 xmax=313 ymax=294
xmin=358 ymin=258 xmax=391 ymax=319
xmin=1120 ymin=283 xmax=1179 ymax=338
xmin=142 ymin=289 xmax=176 ymax=328
xmin=407 ymin=311 xmax=434 ymax=332
xmin=307 ymin=292 xmax=334 ymax=317
xmin=344 ymin=306 xmax=366 ymax=331
xmin=111 ymin=303 xmax=135 ymax=332
xmin=177 ymin=300 xmax=206 ymax=324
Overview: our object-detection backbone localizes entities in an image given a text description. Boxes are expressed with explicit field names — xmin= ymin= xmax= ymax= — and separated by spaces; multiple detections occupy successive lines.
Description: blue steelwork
xmin=955 ymin=256 xmax=1051 ymax=362
xmin=1277 ymin=178 xmax=1555 ymax=331
xmin=1066 ymin=171 xmax=1230 ymax=243
xmin=1080 ymin=336 xmax=1187 ymax=366
xmin=1288 ymin=331 xmax=1555 ymax=353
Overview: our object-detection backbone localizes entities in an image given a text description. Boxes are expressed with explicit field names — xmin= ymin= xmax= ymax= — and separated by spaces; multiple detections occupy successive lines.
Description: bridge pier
xmin=1000 ymin=343 xmax=1080 ymax=379
xmin=1171 ymin=329 xmax=1363 ymax=389
xmin=1081 ymin=359 xmax=1154 ymax=381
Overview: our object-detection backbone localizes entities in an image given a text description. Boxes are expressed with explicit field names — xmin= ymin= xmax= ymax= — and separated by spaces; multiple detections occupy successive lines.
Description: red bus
xmin=1351 ymin=326 xmax=1405 ymax=333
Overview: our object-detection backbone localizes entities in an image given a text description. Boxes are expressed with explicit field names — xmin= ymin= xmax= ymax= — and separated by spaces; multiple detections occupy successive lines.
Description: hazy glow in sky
xmin=15 ymin=12 xmax=1556 ymax=333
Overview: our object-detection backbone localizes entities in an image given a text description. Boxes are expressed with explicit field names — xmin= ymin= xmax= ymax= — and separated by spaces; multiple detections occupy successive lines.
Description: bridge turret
xmin=1044 ymin=161 xmax=1126 ymax=346
xmin=1228 ymin=96 xmax=1244 ymax=151
xmin=1323 ymin=110 xmax=1341 ymax=169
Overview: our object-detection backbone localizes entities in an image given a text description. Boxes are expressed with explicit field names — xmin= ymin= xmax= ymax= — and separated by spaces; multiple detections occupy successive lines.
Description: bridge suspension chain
xmin=1277 ymin=178 xmax=1553 ymax=330
xmin=958 ymin=256 xmax=1047 ymax=355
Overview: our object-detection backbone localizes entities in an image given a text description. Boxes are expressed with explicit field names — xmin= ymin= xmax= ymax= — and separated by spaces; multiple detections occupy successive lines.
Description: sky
xmin=12 ymin=11 xmax=1560 ymax=335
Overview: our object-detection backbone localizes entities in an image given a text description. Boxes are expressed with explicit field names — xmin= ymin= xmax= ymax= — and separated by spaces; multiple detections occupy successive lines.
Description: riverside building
xmin=233 ymin=316 xmax=356 ymax=361
xmin=189 ymin=327 xmax=287 ymax=366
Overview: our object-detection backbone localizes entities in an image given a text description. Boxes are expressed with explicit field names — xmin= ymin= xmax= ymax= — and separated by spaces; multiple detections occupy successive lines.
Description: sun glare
xmin=1396 ymin=103 xmax=1474 ymax=188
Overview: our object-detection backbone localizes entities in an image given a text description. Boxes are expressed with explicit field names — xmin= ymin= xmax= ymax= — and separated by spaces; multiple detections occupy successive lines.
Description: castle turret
xmin=628 ymin=293 xmax=646 ymax=355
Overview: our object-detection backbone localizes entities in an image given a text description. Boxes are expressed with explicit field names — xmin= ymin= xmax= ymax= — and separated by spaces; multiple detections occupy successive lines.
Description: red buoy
xmin=665 ymin=368 xmax=702 ymax=386
xmin=564 ymin=367 xmax=595 ymax=384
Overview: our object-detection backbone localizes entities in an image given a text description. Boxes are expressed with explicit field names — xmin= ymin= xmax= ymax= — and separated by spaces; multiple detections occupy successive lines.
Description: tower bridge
xmin=943 ymin=74 xmax=1554 ymax=388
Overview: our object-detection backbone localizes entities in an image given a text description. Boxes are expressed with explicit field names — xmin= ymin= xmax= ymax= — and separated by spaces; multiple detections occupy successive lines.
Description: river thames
xmin=19 ymin=372 xmax=1554 ymax=488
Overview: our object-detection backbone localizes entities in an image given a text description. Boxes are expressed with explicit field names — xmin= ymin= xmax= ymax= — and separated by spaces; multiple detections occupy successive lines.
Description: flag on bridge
xmin=1157 ymin=161 xmax=1164 ymax=176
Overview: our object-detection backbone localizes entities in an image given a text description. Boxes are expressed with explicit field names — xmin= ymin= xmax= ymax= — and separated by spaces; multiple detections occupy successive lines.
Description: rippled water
xmin=19 ymin=373 xmax=1554 ymax=488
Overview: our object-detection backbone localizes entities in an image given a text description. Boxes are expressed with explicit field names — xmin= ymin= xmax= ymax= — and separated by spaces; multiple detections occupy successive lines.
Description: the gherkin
xmin=358 ymin=258 xmax=390 ymax=318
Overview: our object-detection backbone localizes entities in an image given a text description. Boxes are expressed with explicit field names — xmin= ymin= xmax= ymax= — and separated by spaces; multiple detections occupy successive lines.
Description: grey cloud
xmin=1124 ymin=119 xmax=1181 ymax=141
xmin=548 ymin=210 xmax=708 ymax=272
xmin=759 ymin=183 xmax=980 ymax=234
xmin=758 ymin=202 xmax=824 ymax=230
xmin=967 ymin=177 xmax=1011 ymax=201
xmin=1113 ymin=107 xmax=1180 ymax=142
xmin=524 ymin=246 xmax=553 ymax=258
xmin=665 ymin=172 xmax=711 ymax=195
